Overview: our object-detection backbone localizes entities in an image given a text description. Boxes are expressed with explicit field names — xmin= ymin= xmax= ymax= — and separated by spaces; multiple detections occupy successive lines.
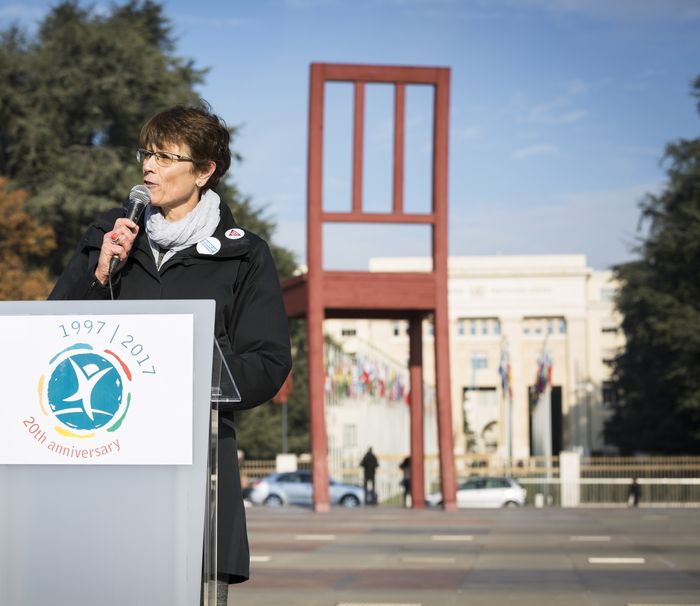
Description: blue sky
xmin=2 ymin=0 xmax=699 ymax=270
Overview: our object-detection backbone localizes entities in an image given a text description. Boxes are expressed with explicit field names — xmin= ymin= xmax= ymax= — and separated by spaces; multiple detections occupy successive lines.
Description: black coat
xmin=49 ymin=201 xmax=292 ymax=583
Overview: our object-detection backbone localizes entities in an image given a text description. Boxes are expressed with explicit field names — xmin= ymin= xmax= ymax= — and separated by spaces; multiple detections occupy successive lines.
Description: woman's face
xmin=141 ymin=141 xmax=212 ymax=220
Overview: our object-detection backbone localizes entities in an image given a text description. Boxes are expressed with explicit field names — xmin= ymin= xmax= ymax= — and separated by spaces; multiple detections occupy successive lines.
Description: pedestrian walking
xmin=628 ymin=477 xmax=641 ymax=507
xmin=359 ymin=447 xmax=379 ymax=505
xmin=399 ymin=456 xmax=411 ymax=508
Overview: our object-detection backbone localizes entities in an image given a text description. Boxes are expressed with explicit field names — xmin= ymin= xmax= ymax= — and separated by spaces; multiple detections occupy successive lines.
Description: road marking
xmin=295 ymin=534 xmax=336 ymax=541
xmin=642 ymin=514 xmax=668 ymax=520
xmin=401 ymin=556 xmax=457 ymax=563
xmin=570 ymin=535 xmax=611 ymax=541
xmin=431 ymin=534 xmax=474 ymax=541
xmin=250 ymin=555 xmax=271 ymax=563
xmin=627 ymin=603 xmax=700 ymax=606
xmin=588 ymin=557 xmax=645 ymax=564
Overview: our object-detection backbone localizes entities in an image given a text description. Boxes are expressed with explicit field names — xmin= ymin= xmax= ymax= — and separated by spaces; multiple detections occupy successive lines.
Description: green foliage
xmin=236 ymin=319 xmax=310 ymax=459
xmin=0 ymin=0 xmax=296 ymax=278
xmin=606 ymin=76 xmax=700 ymax=454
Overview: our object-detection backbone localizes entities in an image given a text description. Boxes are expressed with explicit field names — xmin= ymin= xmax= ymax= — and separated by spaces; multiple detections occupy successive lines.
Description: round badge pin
xmin=196 ymin=237 xmax=221 ymax=255
xmin=225 ymin=228 xmax=246 ymax=240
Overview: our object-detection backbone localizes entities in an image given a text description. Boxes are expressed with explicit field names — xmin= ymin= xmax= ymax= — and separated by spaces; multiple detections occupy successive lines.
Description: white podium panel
xmin=0 ymin=313 xmax=194 ymax=465
xmin=0 ymin=300 xmax=215 ymax=606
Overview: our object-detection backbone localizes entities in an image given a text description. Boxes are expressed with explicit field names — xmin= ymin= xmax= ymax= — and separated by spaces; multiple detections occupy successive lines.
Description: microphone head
xmin=125 ymin=184 xmax=151 ymax=223
xmin=129 ymin=184 xmax=151 ymax=206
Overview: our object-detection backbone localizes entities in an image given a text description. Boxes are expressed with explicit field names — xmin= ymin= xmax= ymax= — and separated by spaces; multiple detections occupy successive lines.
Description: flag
xmin=498 ymin=339 xmax=512 ymax=401
xmin=534 ymin=342 xmax=552 ymax=397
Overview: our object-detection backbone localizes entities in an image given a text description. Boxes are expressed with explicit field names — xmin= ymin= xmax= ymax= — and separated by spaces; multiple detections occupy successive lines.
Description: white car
xmin=426 ymin=476 xmax=526 ymax=508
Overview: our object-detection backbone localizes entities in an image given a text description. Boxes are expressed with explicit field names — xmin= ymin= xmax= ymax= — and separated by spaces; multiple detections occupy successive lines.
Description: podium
xmin=0 ymin=300 xmax=239 ymax=606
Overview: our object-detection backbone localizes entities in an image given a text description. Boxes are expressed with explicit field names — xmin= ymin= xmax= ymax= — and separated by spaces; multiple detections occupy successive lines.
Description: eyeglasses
xmin=136 ymin=148 xmax=194 ymax=167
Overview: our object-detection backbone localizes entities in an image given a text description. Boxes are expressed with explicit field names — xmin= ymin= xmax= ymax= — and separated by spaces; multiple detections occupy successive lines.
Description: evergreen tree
xmin=0 ymin=0 xmax=295 ymax=278
xmin=606 ymin=76 xmax=700 ymax=454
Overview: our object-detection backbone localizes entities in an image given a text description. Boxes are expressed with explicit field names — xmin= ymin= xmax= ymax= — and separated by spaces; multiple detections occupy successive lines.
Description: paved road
xmin=230 ymin=506 xmax=700 ymax=606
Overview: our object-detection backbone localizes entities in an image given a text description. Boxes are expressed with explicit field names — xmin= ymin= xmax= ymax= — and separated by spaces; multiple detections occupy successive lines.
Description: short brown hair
xmin=139 ymin=102 xmax=231 ymax=190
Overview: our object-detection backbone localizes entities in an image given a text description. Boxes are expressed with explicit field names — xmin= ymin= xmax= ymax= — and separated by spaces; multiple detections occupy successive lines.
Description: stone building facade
xmin=324 ymin=255 xmax=623 ymax=458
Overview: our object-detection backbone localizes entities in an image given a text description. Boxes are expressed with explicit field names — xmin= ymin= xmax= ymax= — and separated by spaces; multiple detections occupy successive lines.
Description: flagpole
xmin=544 ymin=382 xmax=552 ymax=503
xmin=499 ymin=338 xmax=513 ymax=474
xmin=534 ymin=336 xmax=553 ymax=504
xmin=543 ymin=339 xmax=552 ymax=503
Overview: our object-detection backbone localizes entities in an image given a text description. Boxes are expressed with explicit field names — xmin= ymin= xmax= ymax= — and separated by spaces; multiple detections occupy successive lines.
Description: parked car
xmin=426 ymin=476 xmax=526 ymax=508
xmin=247 ymin=470 xmax=365 ymax=507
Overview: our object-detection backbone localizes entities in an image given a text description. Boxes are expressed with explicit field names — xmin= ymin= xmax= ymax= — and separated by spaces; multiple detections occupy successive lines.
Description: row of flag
xmin=324 ymin=352 xmax=410 ymax=403
xmin=323 ymin=338 xmax=553 ymax=405
xmin=498 ymin=338 xmax=553 ymax=401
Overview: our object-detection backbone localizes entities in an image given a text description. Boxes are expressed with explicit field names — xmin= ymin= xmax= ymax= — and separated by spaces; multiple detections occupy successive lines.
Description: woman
xmin=49 ymin=104 xmax=292 ymax=598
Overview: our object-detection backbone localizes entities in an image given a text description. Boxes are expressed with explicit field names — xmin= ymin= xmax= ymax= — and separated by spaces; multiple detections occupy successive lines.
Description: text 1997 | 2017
xmin=58 ymin=319 xmax=156 ymax=375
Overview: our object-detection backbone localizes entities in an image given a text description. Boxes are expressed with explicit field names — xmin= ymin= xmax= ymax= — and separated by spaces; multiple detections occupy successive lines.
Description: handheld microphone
xmin=108 ymin=184 xmax=151 ymax=277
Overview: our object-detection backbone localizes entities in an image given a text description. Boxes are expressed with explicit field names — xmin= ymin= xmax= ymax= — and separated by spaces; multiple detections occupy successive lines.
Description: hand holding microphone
xmin=95 ymin=185 xmax=151 ymax=286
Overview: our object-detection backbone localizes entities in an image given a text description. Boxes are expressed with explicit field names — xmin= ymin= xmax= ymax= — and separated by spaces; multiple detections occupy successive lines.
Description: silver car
xmin=426 ymin=476 xmax=526 ymax=508
xmin=248 ymin=470 xmax=365 ymax=507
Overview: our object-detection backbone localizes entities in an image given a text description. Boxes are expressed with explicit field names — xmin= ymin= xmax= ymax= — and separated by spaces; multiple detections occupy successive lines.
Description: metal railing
xmin=239 ymin=455 xmax=700 ymax=507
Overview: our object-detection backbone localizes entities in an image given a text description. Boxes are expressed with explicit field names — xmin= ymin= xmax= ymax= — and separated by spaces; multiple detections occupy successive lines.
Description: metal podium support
xmin=203 ymin=340 xmax=241 ymax=606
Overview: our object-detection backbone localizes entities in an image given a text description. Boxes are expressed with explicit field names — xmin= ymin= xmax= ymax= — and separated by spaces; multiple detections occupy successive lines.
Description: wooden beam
xmin=318 ymin=62 xmax=448 ymax=85
xmin=322 ymin=212 xmax=433 ymax=224
xmin=409 ymin=314 xmax=426 ymax=509
xmin=393 ymin=83 xmax=405 ymax=214
xmin=322 ymin=272 xmax=436 ymax=311
xmin=352 ymin=81 xmax=365 ymax=214
xmin=307 ymin=63 xmax=331 ymax=512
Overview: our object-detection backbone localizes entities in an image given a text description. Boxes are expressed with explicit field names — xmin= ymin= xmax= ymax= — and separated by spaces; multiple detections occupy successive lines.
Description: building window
xmin=341 ymin=328 xmax=357 ymax=337
xmin=523 ymin=317 xmax=566 ymax=337
xmin=459 ymin=317 xmax=500 ymax=337
xmin=471 ymin=352 xmax=488 ymax=370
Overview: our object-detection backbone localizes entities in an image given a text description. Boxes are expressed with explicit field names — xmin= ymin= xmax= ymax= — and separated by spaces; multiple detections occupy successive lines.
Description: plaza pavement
xmin=231 ymin=505 xmax=700 ymax=606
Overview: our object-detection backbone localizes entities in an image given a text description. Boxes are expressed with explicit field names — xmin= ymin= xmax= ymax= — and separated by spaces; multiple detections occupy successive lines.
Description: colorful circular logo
xmin=43 ymin=345 xmax=132 ymax=436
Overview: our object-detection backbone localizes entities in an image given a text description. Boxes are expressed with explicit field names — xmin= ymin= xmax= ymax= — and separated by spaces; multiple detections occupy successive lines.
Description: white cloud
xmin=512 ymin=79 xmax=590 ymax=125
xmin=512 ymin=144 xmax=558 ymax=159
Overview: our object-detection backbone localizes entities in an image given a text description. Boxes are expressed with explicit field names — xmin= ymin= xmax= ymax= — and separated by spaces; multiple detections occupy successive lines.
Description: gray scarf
xmin=145 ymin=189 xmax=221 ymax=253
